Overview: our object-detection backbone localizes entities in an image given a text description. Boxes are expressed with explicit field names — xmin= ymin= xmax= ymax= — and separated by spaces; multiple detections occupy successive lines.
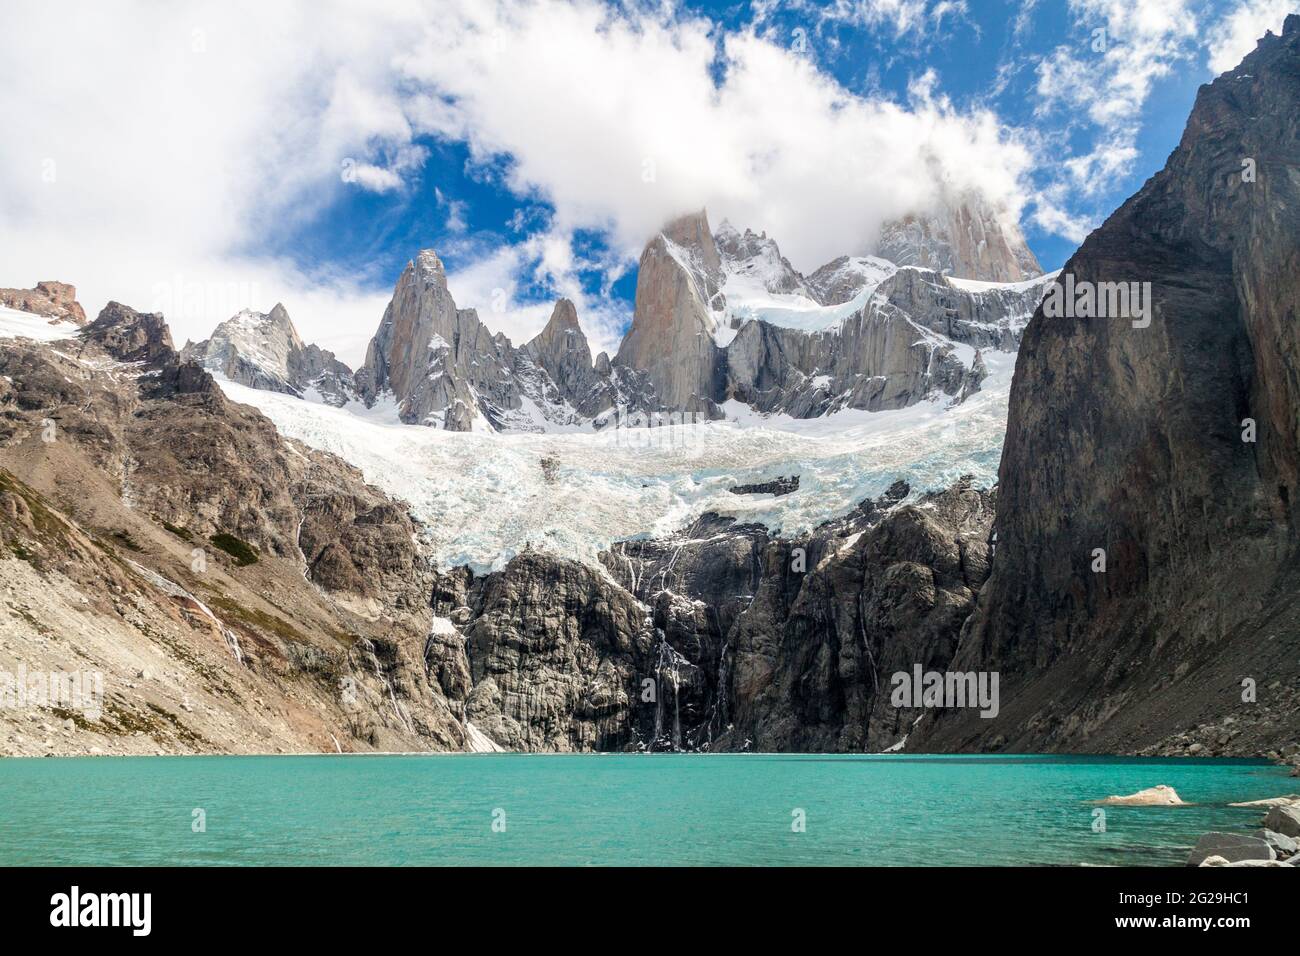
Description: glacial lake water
xmin=0 ymin=754 xmax=1292 ymax=866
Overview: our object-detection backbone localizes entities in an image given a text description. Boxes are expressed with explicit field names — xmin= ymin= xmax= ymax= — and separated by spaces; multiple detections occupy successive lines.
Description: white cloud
xmin=806 ymin=0 xmax=935 ymax=37
xmin=0 ymin=0 xmax=432 ymax=362
xmin=1205 ymin=0 xmax=1296 ymax=74
xmin=0 ymin=0 xmax=1036 ymax=363
xmin=1034 ymin=0 xmax=1198 ymax=199
xmin=399 ymin=0 xmax=1034 ymax=273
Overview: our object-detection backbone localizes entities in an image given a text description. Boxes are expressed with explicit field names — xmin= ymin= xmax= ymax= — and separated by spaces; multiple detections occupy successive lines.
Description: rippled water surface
xmin=0 ymin=754 xmax=1292 ymax=866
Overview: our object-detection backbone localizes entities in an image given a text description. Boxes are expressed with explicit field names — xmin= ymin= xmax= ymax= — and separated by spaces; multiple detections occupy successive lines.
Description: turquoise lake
xmin=0 ymin=754 xmax=1292 ymax=866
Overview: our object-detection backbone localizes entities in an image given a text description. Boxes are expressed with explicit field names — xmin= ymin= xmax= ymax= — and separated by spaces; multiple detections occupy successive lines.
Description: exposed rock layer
xmin=0 ymin=281 xmax=87 ymax=325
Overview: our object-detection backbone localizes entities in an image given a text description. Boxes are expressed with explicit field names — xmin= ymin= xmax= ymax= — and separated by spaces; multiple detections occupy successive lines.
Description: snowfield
xmin=0 ymin=306 xmax=80 ymax=342
xmin=217 ymin=351 xmax=1015 ymax=573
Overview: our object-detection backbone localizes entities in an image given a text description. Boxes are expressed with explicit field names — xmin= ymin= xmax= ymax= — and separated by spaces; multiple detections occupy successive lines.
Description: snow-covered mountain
xmin=185 ymin=207 xmax=1052 ymax=434
xmin=181 ymin=303 xmax=357 ymax=406
xmin=616 ymin=208 xmax=1053 ymax=420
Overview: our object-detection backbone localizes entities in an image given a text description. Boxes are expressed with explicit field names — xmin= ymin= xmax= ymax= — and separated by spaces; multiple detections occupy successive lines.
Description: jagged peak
xmin=875 ymin=191 xmax=1042 ymax=283
xmin=0 ymin=279 xmax=88 ymax=326
xmin=661 ymin=208 xmax=715 ymax=250
xmin=414 ymin=248 xmax=447 ymax=279
xmin=82 ymin=301 xmax=176 ymax=364
xmin=546 ymin=298 xmax=581 ymax=332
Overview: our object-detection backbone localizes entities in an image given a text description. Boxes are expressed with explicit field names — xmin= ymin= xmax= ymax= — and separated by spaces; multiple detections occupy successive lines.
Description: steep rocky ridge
xmin=916 ymin=16 xmax=1300 ymax=757
xmin=356 ymin=250 xmax=656 ymax=430
xmin=0 ymin=302 xmax=477 ymax=754
xmin=425 ymin=479 xmax=994 ymax=752
xmin=189 ymin=207 xmax=1049 ymax=433
xmin=181 ymin=304 xmax=357 ymax=406
xmin=615 ymin=208 xmax=1049 ymax=419
xmin=614 ymin=210 xmax=727 ymax=413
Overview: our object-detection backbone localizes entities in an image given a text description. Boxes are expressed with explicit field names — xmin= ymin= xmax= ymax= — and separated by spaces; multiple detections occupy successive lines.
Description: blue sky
xmin=2 ymin=0 xmax=1294 ymax=362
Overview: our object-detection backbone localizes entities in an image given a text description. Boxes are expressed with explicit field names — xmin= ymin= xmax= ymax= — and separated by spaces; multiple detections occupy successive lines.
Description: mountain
xmin=715 ymin=220 xmax=817 ymax=299
xmin=182 ymin=203 xmax=1050 ymax=435
xmin=613 ymin=208 xmax=1051 ymax=419
xmin=614 ymin=210 xmax=726 ymax=413
xmin=806 ymin=255 xmax=898 ymax=306
xmin=523 ymin=298 xmax=618 ymax=419
xmin=435 ymin=478 xmax=992 ymax=751
xmin=916 ymin=14 xmax=1300 ymax=757
xmin=0 ymin=301 xmax=478 ymax=754
xmin=355 ymin=249 xmax=656 ymax=431
xmin=0 ymin=280 xmax=87 ymax=326
xmin=181 ymin=304 xmax=357 ymax=406
xmin=874 ymin=193 xmax=1043 ymax=283
xmin=4 ymin=21 xmax=1298 ymax=767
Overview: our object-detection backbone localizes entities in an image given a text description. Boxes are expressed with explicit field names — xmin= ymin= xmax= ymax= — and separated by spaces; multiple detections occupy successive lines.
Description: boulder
xmin=1263 ymin=804 xmax=1300 ymax=838
xmin=1228 ymin=794 xmax=1300 ymax=807
xmin=1186 ymin=832 xmax=1275 ymax=866
xmin=1099 ymin=785 xmax=1185 ymax=806
xmin=1254 ymin=828 xmax=1299 ymax=857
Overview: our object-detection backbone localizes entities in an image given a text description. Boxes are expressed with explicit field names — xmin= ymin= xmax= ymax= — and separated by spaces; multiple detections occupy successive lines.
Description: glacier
xmin=217 ymin=349 xmax=1015 ymax=573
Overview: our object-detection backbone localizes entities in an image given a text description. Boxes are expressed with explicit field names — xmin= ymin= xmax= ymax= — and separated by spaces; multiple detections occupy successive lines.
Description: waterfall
xmin=357 ymin=637 xmax=413 ymax=735
xmin=125 ymin=559 xmax=244 ymax=665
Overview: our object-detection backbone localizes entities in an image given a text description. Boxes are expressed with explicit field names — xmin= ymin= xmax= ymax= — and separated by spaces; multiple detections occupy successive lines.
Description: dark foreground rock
xmin=916 ymin=15 xmax=1300 ymax=757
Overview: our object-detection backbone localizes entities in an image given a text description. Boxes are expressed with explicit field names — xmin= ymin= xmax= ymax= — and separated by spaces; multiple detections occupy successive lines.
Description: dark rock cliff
xmin=916 ymin=16 xmax=1300 ymax=756
xmin=433 ymin=480 xmax=994 ymax=752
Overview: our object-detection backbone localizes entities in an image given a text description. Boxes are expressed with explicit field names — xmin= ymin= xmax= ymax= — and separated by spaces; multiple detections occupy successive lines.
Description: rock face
xmin=0 ymin=300 xmax=476 ymax=754
xmin=0 ymin=280 xmax=87 ymax=325
xmin=355 ymin=250 xmax=500 ymax=429
xmin=1264 ymin=804 xmax=1300 ymax=838
xmin=198 ymin=207 xmax=1048 ymax=431
xmin=715 ymin=220 xmax=816 ymax=298
xmin=82 ymin=301 xmax=175 ymax=364
xmin=875 ymin=194 xmax=1043 ymax=283
xmin=917 ymin=16 xmax=1300 ymax=756
xmin=1098 ymin=785 xmax=1185 ymax=806
xmin=1186 ymin=833 xmax=1276 ymax=867
xmin=435 ymin=478 xmax=994 ymax=753
xmin=357 ymin=250 xmax=656 ymax=430
xmin=724 ymin=294 xmax=980 ymax=414
xmin=615 ymin=210 xmax=726 ymax=413
xmin=613 ymin=209 xmax=1049 ymax=420
xmin=806 ymin=255 xmax=898 ymax=306
xmin=523 ymin=299 xmax=616 ymax=419
xmin=181 ymin=304 xmax=357 ymax=406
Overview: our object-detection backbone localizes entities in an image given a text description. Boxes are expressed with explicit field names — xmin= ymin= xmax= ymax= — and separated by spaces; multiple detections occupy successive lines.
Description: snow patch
xmin=0 ymin=306 xmax=80 ymax=342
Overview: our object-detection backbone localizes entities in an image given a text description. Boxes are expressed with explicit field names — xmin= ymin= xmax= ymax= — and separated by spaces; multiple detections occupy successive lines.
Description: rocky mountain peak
xmin=82 ymin=301 xmax=175 ymax=365
xmin=875 ymin=193 xmax=1042 ymax=283
xmin=615 ymin=211 xmax=726 ymax=412
xmin=181 ymin=303 xmax=356 ymax=407
xmin=662 ymin=208 xmax=722 ymax=288
xmin=0 ymin=280 xmax=88 ymax=325
xmin=546 ymin=297 xmax=581 ymax=332
xmin=527 ymin=299 xmax=591 ymax=366
xmin=714 ymin=220 xmax=814 ymax=298
xmin=415 ymin=247 xmax=446 ymax=277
